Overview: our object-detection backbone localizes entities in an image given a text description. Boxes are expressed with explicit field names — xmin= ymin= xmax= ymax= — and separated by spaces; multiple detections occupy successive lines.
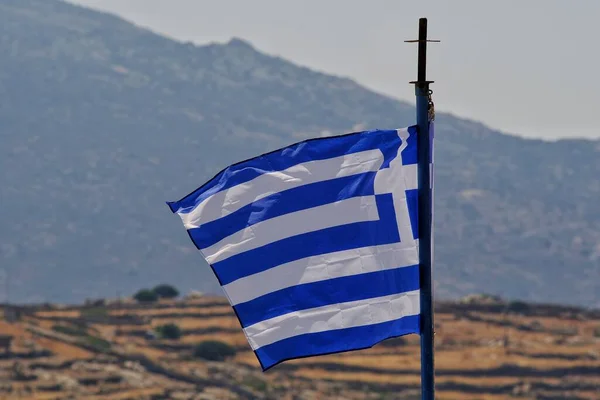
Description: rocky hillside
xmin=1 ymin=294 xmax=599 ymax=399
xmin=0 ymin=0 xmax=599 ymax=305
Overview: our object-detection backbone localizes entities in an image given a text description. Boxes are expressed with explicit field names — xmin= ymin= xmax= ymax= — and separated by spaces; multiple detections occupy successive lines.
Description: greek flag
xmin=167 ymin=126 xmax=422 ymax=370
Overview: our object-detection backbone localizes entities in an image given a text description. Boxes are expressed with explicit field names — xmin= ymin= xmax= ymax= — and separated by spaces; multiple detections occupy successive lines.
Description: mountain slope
xmin=1 ymin=0 xmax=599 ymax=305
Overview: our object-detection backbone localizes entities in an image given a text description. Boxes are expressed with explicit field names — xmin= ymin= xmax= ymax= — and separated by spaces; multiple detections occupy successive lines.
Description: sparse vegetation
xmin=153 ymin=284 xmax=179 ymax=299
xmin=2 ymin=295 xmax=600 ymax=399
xmin=193 ymin=340 xmax=236 ymax=361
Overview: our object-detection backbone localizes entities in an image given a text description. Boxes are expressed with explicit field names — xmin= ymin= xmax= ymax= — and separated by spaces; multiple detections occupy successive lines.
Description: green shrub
xmin=155 ymin=323 xmax=182 ymax=340
xmin=152 ymin=284 xmax=179 ymax=299
xmin=79 ymin=307 xmax=108 ymax=320
xmin=81 ymin=335 xmax=111 ymax=352
xmin=243 ymin=376 xmax=268 ymax=392
xmin=52 ymin=324 xmax=87 ymax=337
xmin=133 ymin=289 xmax=158 ymax=303
xmin=193 ymin=340 xmax=236 ymax=361
xmin=592 ymin=326 xmax=600 ymax=338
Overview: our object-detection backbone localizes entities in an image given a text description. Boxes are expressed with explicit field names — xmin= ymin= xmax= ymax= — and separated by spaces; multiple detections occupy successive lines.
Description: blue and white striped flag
xmin=167 ymin=126 xmax=422 ymax=370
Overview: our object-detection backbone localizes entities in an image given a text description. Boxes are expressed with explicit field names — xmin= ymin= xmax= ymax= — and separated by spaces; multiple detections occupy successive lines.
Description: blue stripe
xmin=188 ymin=172 xmax=377 ymax=250
xmin=406 ymin=189 xmax=419 ymax=239
xmin=235 ymin=265 xmax=419 ymax=328
xmin=401 ymin=125 xmax=418 ymax=165
xmin=255 ymin=314 xmax=420 ymax=370
xmin=213 ymin=193 xmax=400 ymax=285
xmin=168 ymin=129 xmax=405 ymax=214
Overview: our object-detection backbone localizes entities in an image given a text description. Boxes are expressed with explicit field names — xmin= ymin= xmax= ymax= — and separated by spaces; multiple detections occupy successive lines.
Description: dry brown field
xmin=0 ymin=295 xmax=598 ymax=399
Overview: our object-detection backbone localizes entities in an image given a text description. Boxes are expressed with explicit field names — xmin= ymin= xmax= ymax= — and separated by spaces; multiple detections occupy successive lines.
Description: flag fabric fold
xmin=167 ymin=127 xmax=422 ymax=370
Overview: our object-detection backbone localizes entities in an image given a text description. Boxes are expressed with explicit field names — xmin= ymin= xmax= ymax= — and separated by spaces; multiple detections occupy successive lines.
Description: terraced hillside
xmin=0 ymin=295 xmax=598 ymax=399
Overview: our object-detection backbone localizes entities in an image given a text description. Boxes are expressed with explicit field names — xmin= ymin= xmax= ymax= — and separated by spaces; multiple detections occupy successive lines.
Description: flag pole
xmin=406 ymin=17 xmax=438 ymax=400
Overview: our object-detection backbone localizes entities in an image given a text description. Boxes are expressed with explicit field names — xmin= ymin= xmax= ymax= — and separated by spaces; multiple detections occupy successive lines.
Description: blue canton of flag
xmin=167 ymin=126 xmax=422 ymax=370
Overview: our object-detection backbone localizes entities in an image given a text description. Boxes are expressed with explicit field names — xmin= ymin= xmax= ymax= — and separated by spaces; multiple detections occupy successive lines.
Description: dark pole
xmin=407 ymin=17 xmax=436 ymax=400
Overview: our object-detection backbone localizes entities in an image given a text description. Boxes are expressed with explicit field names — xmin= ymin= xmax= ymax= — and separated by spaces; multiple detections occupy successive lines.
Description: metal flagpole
xmin=406 ymin=17 xmax=438 ymax=400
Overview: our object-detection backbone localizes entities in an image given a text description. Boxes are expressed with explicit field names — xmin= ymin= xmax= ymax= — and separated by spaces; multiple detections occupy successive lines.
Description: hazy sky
xmin=70 ymin=0 xmax=600 ymax=140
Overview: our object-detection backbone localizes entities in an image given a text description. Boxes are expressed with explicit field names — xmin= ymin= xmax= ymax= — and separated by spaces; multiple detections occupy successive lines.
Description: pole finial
xmin=405 ymin=18 xmax=440 ymax=87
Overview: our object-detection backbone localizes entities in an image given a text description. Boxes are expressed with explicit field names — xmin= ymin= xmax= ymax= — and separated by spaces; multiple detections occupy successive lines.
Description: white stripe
xmin=401 ymin=163 xmax=417 ymax=191
xmin=204 ymin=196 xmax=380 ymax=264
xmin=178 ymin=149 xmax=385 ymax=228
xmin=396 ymin=127 xmax=418 ymax=192
xmin=375 ymin=129 xmax=417 ymax=252
xmin=223 ymin=243 xmax=418 ymax=305
xmin=244 ymin=289 xmax=420 ymax=350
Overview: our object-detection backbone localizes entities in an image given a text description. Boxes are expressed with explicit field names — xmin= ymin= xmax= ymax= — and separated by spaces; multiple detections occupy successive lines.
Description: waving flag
xmin=167 ymin=127 xmax=422 ymax=370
